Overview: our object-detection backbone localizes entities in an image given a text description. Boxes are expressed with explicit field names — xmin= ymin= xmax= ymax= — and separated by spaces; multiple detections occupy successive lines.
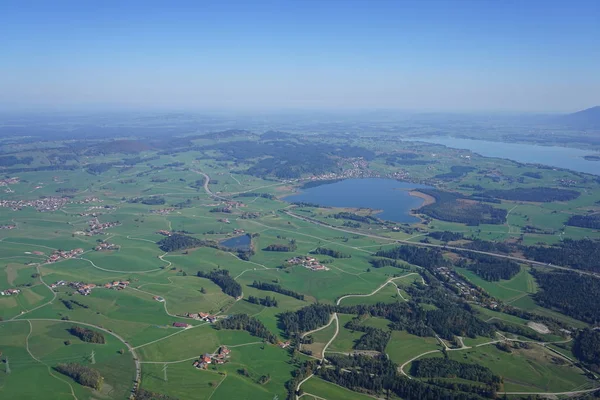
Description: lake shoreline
xmin=409 ymin=190 xmax=436 ymax=207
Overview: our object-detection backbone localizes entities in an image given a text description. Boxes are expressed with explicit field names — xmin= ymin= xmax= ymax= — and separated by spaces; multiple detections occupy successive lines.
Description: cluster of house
xmin=86 ymin=217 xmax=120 ymax=235
xmin=156 ymin=230 xmax=172 ymax=236
xmin=74 ymin=197 xmax=102 ymax=204
xmin=0 ymin=224 xmax=16 ymax=230
xmin=50 ymin=280 xmax=68 ymax=289
xmin=231 ymin=229 xmax=245 ymax=235
xmin=103 ymin=280 xmax=130 ymax=290
xmin=47 ymin=248 xmax=84 ymax=263
xmin=192 ymin=346 xmax=231 ymax=369
xmin=557 ymin=178 xmax=578 ymax=187
xmin=0 ymin=288 xmax=20 ymax=296
xmin=181 ymin=312 xmax=218 ymax=323
xmin=287 ymin=256 xmax=329 ymax=271
xmin=218 ymin=218 xmax=230 ymax=224
xmin=150 ymin=208 xmax=175 ymax=215
xmin=94 ymin=242 xmax=120 ymax=251
xmin=0 ymin=177 xmax=19 ymax=186
xmin=70 ymin=282 xmax=97 ymax=296
xmin=0 ymin=196 xmax=70 ymax=212
xmin=78 ymin=212 xmax=103 ymax=217
xmin=435 ymin=266 xmax=485 ymax=303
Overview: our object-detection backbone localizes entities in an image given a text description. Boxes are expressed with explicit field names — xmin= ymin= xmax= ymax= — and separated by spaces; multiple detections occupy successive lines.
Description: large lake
xmin=285 ymin=178 xmax=432 ymax=223
xmin=407 ymin=137 xmax=600 ymax=176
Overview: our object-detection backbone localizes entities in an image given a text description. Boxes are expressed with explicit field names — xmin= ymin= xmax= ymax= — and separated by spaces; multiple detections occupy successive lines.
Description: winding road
xmin=283 ymin=210 xmax=600 ymax=278
xmin=1 ymin=318 xmax=141 ymax=399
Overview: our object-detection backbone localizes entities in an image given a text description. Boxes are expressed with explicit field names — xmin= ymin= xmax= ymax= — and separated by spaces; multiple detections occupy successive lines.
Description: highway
xmin=283 ymin=210 xmax=600 ymax=279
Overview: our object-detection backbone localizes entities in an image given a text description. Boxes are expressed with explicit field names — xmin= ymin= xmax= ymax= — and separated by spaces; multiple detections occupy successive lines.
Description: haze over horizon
xmin=1 ymin=0 xmax=599 ymax=113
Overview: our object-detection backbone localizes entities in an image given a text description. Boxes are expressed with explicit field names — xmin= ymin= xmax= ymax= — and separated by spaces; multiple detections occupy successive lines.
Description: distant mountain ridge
xmin=556 ymin=106 xmax=600 ymax=129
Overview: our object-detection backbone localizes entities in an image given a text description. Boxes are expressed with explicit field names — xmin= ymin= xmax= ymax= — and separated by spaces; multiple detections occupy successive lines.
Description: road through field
xmin=283 ymin=210 xmax=600 ymax=278
xmin=1 ymin=318 xmax=141 ymax=399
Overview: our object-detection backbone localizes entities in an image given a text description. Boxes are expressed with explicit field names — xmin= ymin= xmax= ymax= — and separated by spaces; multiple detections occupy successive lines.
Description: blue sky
xmin=1 ymin=0 xmax=598 ymax=112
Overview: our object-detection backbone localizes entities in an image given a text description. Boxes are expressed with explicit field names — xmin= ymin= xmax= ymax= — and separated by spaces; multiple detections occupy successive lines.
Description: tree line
xmin=251 ymin=281 xmax=305 ymax=301
xmin=214 ymin=314 xmax=277 ymax=343
xmin=566 ymin=214 xmax=600 ymax=230
xmin=157 ymin=233 xmax=203 ymax=252
xmin=478 ymin=187 xmax=580 ymax=202
xmin=375 ymin=245 xmax=449 ymax=270
xmin=318 ymin=354 xmax=495 ymax=400
xmin=332 ymin=212 xmax=379 ymax=224
xmin=55 ymin=363 xmax=103 ymax=390
xmin=263 ymin=243 xmax=297 ymax=252
xmin=457 ymin=253 xmax=520 ymax=281
xmin=532 ymin=269 xmax=600 ymax=324
xmin=523 ymin=239 xmax=600 ymax=272
xmin=196 ymin=269 xmax=242 ymax=298
xmin=247 ymin=295 xmax=278 ymax=307
xmin=345 ymin=316 xmax=390 ymax=352
xmin=68 ymin=326 xmax=105 ymax=344
xmin=410 ymin=357 xmax=500 ymax=385
xmin=417 ymin=189 xmax=507 ymax=226
xmin=310 ymin=247 xmax=351 ymax=258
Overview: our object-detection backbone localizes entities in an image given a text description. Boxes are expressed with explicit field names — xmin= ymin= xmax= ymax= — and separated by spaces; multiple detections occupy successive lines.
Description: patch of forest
xmin=434 ymin=165 xmax=476 ymax=180
xmin=215 ymin=314 xmax=277 ymax=343
xmin=201 ymin=140 xmax=374 ymax=179
xmin=157 ymin=233 xmax=203 ymax=252
xmin=332 ymin=212 xmax=380 ymax=224
xmin=318 ymin=354 xmax=496 ymax=400
xmin=458 ymin=253 xmax=521 ymax=281
xmin=417 ymin=189 xmax=507 ymax=225
xmin=196 ymin=269 xmax=242 ymax=298
xmin=128 ymin=196 xmax=166 ymax=205
xmin=251 ymin=281 xmax=305 ymax=300
xmin=247 ymin=295 xmax=278 ymax=307
xmin=410 ymin=357 xmax=500 ymax=385
xmin=68 ymin=326 xmax=105 ymax=344
xmin=428 ymin=231 xmax=464 ymax=242
xmin=135 ymin=389 xmax=179 ymax=400
xmin=310 ymin=247 xmax=351 ymax=258
xmin=566 ymin=214 xmax=600 ymax=229
xmin=532 ymin=270 xmax=600 ymax=324
xmin=55 ymin=363 xmax=103 ymax=390
xmin=0 ymin=155 xmax=34 ymax=166
xmin=263 ymin=242 xmax=297 ymax=252
xmin=573 ymin=329 xmax=600 ymax=371
xmin=523 ymin=239 xmax=600 ymax=272
xmin=375 ymin=245 xmax=449 ymax=269
xmin=345 ymin=316 xmax=390 ymax=352
xmin=478 ymin=187 xmax=580 ymax=202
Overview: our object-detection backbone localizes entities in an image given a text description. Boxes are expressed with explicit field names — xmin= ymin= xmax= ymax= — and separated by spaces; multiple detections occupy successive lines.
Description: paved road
xmin=1 ymin=318 xmax=141 ymax=399
xmin=284 ymin=210 xmax=600 ymax=278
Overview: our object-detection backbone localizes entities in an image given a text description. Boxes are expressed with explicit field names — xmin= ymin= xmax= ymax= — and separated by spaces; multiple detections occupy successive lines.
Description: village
xmin=177 ymin=311 xmax=219 ymax=323
xmin=0 ymin=196 xmax=70 ymax=212
xmin=0 ymin=288 xmax=21 ymax=296
xmin=94 ymin=241 xmax=120 ymax=251
xmin=0 ymin=176 xmax=19 ymax=186
xmin=287 ymin=256 xmax=330 ymax=271
xmin=47 ymin=248 xmax=85 ymax=263
xmin=49 ymin=279 xmax=130 ymax=296
xmin=86 ymin=217 xmax=120 ymax=235
xmin=192 ymin=345 xmax=231 ymax=369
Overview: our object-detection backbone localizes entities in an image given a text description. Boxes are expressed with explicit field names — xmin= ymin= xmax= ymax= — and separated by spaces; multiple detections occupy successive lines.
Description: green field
xmin=1 ymin=129 xmax=599 ymax=399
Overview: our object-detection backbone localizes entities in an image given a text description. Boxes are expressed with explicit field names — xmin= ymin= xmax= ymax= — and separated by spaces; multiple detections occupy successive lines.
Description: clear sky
xmin=1 ymin=0 xmax=598 ymax=112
